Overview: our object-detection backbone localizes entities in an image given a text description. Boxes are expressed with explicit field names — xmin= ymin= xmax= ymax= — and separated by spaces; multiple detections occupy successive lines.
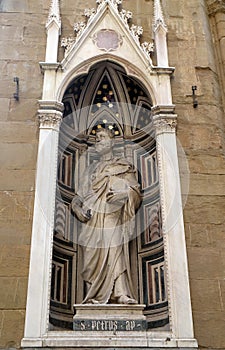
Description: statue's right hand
xmin=71 ymin=195 xmax=91 ymax=223
xmin=77 ymin=207 xmax=91 ymax=223
xmin=73 ymin=205 xmax=92 ymax=223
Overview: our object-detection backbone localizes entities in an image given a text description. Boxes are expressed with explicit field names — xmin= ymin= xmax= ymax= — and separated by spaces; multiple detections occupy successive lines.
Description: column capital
xmin=38 ymin=110 xmax=63 ymax=130
xmin=153 ymin=114 xmax=177 ymax=136
xmin=152 ymin=105 xmax=177 ymax=135
xmin=207 ymin=0 xmax=225 ymax=15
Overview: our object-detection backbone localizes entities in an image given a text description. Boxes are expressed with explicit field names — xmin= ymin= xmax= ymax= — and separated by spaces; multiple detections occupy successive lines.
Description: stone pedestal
xmin=73 ymin=304 xmax=147 ymax=332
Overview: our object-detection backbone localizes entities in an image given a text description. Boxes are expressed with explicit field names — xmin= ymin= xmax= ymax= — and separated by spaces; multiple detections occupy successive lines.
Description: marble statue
xmin=72 ymin=127 xmax=141 ymax=304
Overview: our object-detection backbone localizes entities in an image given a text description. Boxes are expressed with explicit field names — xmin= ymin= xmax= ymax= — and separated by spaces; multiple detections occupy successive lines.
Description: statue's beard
xmin=95 ymin=140 xmax=112 ymax=154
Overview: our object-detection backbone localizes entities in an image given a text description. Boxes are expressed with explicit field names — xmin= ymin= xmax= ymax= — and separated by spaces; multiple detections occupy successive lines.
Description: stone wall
xmin=0 ymin=0 xmax=225 ymax=349
xmin=0 ymin=1 xmax=46 ymax=347
xmin=164 ymin=0 xmax=225 ymax=348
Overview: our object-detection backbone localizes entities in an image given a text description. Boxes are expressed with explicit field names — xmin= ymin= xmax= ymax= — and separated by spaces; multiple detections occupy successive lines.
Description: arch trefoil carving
xmin=22 ymin=0 xmax=198 ymax=348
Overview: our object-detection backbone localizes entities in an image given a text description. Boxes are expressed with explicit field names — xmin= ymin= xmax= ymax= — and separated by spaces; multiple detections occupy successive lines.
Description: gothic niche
xmin=49 ymin=61 xmax=169 ymax=330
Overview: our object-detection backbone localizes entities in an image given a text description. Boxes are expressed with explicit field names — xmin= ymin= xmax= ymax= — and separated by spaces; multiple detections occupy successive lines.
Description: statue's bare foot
xmin=117 ymin=295 xmax=138 ymax=304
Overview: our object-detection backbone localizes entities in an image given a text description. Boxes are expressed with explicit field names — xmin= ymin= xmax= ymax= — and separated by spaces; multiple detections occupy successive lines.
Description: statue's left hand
xmin=106 ymin=190 xmax=128 ymax=205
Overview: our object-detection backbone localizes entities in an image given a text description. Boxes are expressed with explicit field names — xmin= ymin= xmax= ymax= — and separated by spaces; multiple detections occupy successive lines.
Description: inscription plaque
xmin=73 ymin=319 xmax=147 ymax=331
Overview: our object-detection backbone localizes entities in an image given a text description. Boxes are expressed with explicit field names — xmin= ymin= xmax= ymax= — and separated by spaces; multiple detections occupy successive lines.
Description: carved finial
xmin=120 ymin=9 xmax=132 ymax=26
xmin=141 ymin=41 xmax=154 ymax=63
xmin=61 ymin=36 xmax=76 ymax=55
xmin=46 ymin=0 xmax=61 ymax=29
xmin=84 ymin=8 xmax=96 ymax=20
xmin=153 ymin=0 xmax=167 ymax=31
xmin=74 ymin=21 xmax=86 ymax=37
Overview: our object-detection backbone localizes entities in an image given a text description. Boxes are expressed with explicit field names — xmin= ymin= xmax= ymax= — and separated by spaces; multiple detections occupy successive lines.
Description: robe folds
xmin=75 ymin=157 xmax=141 ymax=304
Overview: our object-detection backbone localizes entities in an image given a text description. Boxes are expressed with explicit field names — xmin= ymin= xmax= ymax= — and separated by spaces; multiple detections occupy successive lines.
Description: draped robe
xmin=75 ymin=157 xmax=141 ymax=304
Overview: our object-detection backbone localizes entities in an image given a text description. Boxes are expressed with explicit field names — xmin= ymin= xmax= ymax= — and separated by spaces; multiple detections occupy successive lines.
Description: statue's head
xmin=95 ymin=127 xmax=115 ymax=155
xmin=95 ymin=126 xmax=115 ymax=139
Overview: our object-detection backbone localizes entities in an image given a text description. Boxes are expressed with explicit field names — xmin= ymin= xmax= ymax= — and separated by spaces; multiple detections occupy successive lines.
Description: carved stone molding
xmin=39 ymin=62 xmax=61 ymax=73
xmin=38 ymin=111 xmax=63 ymax=130
xmin=207 ymin=0 xmax=225 ymax=15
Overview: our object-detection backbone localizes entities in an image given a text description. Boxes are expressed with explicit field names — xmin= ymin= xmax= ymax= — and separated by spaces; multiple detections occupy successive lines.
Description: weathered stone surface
xmin=14 ymin=277 xmax=28 ymax=308
xmin=0 ymin=310 xmax=25 ymax=349
xmin=0 ymin=245 xmax=30 ymax=277
xmin=0 ymin=221 xmax=32 ymax=245
xmin=176 ymin=104 xmax=224 ymax=127
xmin=219 ymin=280 xmax=225 ymax=310
xmin=208 ymin=224 xmax=225 ymax=249
xmin=193 ymin=310 xmax=225 ymax=349
xmin=6 ymin=61 xmax=43 ymax=98
xmin=187 ymin=153 xmax=225 ymax=175
xmin=184 ymin=195 xmax=225 ymax=224
xmin=188 ymin=174 xmax=225 ymax=196
xmin=0 ymin=191 xmax=34 ymax=223
xmin=185 ymin=223 xmax=211 ymax=248
xmin=0 ymin=277 xmax=27 ymax=309
xmin=0 ymin=42 xmax=45 ymax=61
xmin=0 ymin=98 xmax=10 ymax=121
xmin=0 ymin=170 xmax=35 ymax=191
xmin=0 ymin=23 xmax=25 ymax=41
xmin=178 ymin=123 xmax=223 ymax=150
xmin=187 ymin=247 xmax=225 ymax=280
xmin=0 ymin=0 xmax=28 ymax=12
xmin=190 ymin=278 xmax=222 ymax=312
xmin=0 ymin=278 xmax=17 ymax=309
xmin=0 ymin=121 xmax=38 ymax=143
xmin=8 ymin=99 xmax=39 ymax=121
xmin=0 ymin=143 xmax=37 ymax=169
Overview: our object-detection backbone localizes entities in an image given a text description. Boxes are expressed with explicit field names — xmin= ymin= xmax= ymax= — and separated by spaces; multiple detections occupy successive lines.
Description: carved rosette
xmin=38 ymin=112 xmax=62 ymax=130
xmin=74 ymin=21 xmax=86 ymax=38
xmin=61 ymin=36 xmax=76 ymax=55
xmin=119 ymin=9 xmax=132 ymax=26
xmin=141 ymin=41 xmax=154 ymax=61
xmin=84 ymin=8 xmax=96 ymax=19
xmin=130 ymin=25 xmax=143 ymax=43
xmin=153 ymin=117 xmax=177 ymax=136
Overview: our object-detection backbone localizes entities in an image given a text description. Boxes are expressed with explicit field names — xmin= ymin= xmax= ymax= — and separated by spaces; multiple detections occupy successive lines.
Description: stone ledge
xmin=74 ymin=303 xmax=146 ymax=319
xmin=21 ymin=333 xmax=198 ymax=349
